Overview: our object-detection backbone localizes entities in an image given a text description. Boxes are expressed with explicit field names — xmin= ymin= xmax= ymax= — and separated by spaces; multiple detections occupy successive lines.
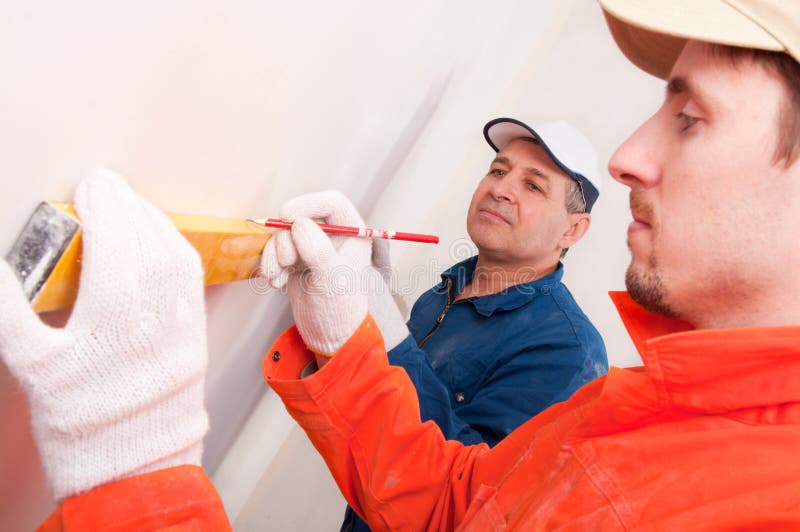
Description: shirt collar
xmin=610 ymin=291 xmax=800 ymax=413
xmin=440 ymin=256 xmax=565 ymax=316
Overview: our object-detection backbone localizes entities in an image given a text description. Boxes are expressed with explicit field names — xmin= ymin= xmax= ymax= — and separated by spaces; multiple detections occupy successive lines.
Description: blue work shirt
xmin=342 ymin=255 xmax=608 ymax=531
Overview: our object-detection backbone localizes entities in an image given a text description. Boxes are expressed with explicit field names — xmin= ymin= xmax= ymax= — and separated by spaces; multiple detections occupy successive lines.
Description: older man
xmin=2 ymin=0 xmax=799 ymax=530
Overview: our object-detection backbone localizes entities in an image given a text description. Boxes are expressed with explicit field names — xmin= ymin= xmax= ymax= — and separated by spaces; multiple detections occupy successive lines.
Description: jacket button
xmin=272 ymin=351 xmax=281 ymax=362
xmin=455 ymin=392 xmax=465 ymax=403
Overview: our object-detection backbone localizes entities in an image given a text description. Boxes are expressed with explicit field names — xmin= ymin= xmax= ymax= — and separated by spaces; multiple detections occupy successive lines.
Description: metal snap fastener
xmin=272 ymin=351 xmax=281 ymax=362
xmin=455 ymin=392 xmax=465 ymax=403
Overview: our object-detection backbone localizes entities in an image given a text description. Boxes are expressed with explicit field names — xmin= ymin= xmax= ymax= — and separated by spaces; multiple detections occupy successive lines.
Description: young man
xmin=1 ymin=0 xmax=799 ymax=529
xmin=264 ymin=4 xmax=800 ymax=524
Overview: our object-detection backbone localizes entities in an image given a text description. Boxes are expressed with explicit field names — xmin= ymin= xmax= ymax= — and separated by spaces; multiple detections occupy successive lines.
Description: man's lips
xmin=628 ymin=212 xmax=651 ymax=234
xmin=478 ymin=207 xmax=511 ymax=225
xmin=628 ymin=193 xmax=653 ymax=233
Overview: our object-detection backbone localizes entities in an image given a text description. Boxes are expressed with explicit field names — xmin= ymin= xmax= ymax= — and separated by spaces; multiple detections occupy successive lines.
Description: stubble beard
xmin=625 ymin=257 xmax=678 ymax=318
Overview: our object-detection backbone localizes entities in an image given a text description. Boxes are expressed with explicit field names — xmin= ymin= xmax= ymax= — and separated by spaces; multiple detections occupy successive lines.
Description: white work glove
xmin=261 ymin=191 xmax=409 ymax=352
xmin=0 ymin=169 xmax=209 ymax=500
xmin=281 ymin=217 xmax=370 ymax=354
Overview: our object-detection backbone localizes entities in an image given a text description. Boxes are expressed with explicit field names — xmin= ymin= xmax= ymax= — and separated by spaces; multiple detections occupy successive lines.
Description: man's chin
xmin=625 ymin=264 xmax=678 ymax=318
xmin=467 ymin=226 xmax=503 ymax=252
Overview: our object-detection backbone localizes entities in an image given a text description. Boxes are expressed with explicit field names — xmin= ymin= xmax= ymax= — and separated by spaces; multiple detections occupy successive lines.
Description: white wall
xmin=0 ymin=1 xmax=664 ymax=530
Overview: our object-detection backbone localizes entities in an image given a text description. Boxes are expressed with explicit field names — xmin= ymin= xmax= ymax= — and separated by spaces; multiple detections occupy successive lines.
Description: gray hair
xmin=561 ymin=179 xmax=586 ymax=259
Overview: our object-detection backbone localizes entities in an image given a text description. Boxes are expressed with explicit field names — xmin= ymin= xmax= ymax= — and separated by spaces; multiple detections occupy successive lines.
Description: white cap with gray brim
xmin=483 ymin=118 xmax=602 ymax=212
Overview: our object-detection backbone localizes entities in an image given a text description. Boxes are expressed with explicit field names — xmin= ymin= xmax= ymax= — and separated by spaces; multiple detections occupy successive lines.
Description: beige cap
xmin=598 ymin=0 xmax=800 ymax=79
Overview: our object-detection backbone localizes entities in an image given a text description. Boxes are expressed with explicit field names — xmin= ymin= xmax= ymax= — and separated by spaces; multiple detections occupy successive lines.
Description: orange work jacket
xmin=40 ymin=293 xmax=800 ymax=530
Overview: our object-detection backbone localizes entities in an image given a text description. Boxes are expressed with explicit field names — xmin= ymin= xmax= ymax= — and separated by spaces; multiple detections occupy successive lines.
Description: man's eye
xmin=526 ymin=182 xmax=540 ymax=192
xmin=675 ymin=111 xmax=699 ymax=132
xmin=490 ymin=169 xmax=506 ymax=177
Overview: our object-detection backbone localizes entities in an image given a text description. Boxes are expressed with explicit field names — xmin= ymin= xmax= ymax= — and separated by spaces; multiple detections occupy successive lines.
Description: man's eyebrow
xmin=526 ymin=167 xmax=550 ymax=181
xmin=666 ymin=75 xmax=714 ymax=110
xmin=666 ymin=76 xmax=689 ymax=97
xmin=492 ymin=156 xmax=510 ymax=165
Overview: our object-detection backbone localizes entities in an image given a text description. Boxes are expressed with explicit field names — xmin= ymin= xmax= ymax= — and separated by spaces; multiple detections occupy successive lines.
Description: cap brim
xmin=600 ymin=0 xmax=785 ymax=79
xmin=484 ymin=120 xmax=536 ymax=153
xmin=484 ymin=119 xmax=576 ymax=184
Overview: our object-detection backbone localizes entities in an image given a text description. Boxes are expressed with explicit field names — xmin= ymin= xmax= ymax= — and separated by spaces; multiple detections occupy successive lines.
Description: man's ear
xmin=558 ymin=213 xmax=591 ymax=250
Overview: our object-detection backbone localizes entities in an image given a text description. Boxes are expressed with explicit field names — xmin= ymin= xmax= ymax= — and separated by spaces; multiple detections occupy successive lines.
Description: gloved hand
xmin=0 ymin=169 xmax=209 ymax=500
xmin=279 ymin=217 xmax=371 ymax=355
xmin=261 ymin=191 xmax=410 ymax=352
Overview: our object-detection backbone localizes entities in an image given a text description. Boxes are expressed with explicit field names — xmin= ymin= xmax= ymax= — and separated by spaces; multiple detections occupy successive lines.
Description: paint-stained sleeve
xmin=263 ymin=315 xmax=499 ymax=531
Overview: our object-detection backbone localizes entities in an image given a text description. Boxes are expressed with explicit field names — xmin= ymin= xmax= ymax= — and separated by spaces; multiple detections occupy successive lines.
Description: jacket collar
xmin=609 ymin=291 xmax=800 ymax=413
xmin=440 ymin=256 xmax=564 ymax=316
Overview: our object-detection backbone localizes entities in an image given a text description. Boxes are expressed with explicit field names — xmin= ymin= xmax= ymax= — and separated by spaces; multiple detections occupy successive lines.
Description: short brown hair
xmin=711 ymin=45 xmax=800 ymax=167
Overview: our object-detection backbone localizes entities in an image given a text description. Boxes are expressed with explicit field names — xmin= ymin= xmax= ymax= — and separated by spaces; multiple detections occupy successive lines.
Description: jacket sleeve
xmin=264 ymin=315 xmax=511 ymax=531
xmin=263 ymin=315 xmax=616 ymax=530
xmin=37 ymin=465 xmax=231 ymax=531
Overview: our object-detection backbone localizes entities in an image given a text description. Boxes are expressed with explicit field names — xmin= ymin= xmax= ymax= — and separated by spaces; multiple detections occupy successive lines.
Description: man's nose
xmin=608 ymin=113 xmax=663 ymax=190
xmin=489 ymin=174 xmax=515 ymax=203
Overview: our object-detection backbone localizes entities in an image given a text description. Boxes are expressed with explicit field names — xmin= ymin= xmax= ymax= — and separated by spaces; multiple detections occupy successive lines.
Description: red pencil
xmin=249 ymin=218 xmax=439 ymax=244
